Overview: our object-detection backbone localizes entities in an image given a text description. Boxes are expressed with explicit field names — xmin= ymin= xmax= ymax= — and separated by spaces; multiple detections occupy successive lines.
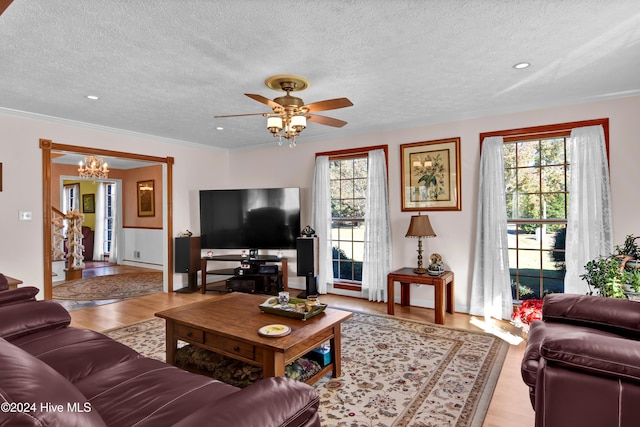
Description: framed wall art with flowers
xmin=400 ymin=137 xmax=461 ymax=211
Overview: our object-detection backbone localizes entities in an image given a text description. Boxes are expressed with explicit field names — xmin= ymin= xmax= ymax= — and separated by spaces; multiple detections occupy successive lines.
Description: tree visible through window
xmin=330 ymin=156 xmax=367 ymax=284
xmin=485 ymin=118 xmax=609 ymax=301
xmin=504 ymin=137 xmax=568 ymax=300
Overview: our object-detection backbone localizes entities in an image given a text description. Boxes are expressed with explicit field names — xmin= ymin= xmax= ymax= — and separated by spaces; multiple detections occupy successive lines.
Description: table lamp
xmin=405 ymin=213 xmax=436 ymax=274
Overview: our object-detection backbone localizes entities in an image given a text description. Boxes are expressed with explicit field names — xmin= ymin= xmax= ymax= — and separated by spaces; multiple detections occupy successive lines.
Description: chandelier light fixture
xmin=78 ymin=155 xmax=109 ymax=179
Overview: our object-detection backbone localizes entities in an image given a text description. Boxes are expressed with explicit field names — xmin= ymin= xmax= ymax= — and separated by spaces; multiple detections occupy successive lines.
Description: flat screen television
xmin=199 ymin=187 xmax=301 ymax=250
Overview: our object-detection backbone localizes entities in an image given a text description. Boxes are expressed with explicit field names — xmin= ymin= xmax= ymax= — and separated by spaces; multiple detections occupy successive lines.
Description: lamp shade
xmin=267 ymin=117 xmax=283 ymax=131
xmin=405 ymin=214 xmax=436 ymax=238
xmin=290 ymin=115 xmax=306 ymax=129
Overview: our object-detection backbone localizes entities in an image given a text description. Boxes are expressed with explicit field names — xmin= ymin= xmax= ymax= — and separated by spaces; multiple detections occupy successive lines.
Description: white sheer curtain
xmin=109 ymin=183 xmax=118 ymax=263
xmin=311 ymin=156 xmax=333 ymax=294
xmin=93 ymin=183 xmax=105 ymax=260
xmin=564 ymin=125 xmax=613 ymax=294
xmin=470 ymin=136 xmax=512 ymax=320
xmin=362 ymin=149 xmax=392 ymax=302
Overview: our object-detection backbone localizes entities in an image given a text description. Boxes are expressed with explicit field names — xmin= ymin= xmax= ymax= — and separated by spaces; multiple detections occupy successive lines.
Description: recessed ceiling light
xmin=86 ymin=95 xmax=99 ymax=100
xmin=513 ymin=62 xmax=531 ymax=69
xmin=216 ymin=127 xmax=224 ymax=130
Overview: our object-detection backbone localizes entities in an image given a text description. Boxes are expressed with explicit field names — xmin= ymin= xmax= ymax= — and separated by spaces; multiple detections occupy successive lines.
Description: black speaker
xmin=174 ymin=236 xmax=201 ymax=293
xmin=297 ymin=237 xmax=318 ymax=298
xmin=296 ymin=237 xmax=318 ymax=276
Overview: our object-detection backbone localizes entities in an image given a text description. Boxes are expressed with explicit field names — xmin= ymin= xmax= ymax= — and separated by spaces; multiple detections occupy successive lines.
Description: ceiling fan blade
xmin=245 ymin=93 xmax=283 ymax=109
xmin=303 ymin=97 xmax=353 ymax=113
xmin=214 ymin=112 xmax=268 ymax=118
xmin=307 ymin=114 xmax=348 ymax=128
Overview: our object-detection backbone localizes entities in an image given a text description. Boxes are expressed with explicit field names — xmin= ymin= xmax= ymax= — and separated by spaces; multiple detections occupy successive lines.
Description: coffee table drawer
xmin=175 ymin=324 xmax=204 ymax=343
xmin=206 ymin=334 xmax=255 ymax=360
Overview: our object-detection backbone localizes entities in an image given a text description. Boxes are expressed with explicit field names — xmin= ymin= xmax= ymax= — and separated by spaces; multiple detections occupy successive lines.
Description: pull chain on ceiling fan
xmin=214 ymin=74 xmax=353 ymax=147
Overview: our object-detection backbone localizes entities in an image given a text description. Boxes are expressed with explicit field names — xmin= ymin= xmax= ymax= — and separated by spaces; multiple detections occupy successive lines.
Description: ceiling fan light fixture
xmin=216 ymin=74 xmax=352 ymax=148
xmin=267 ymin=117 xmax=283 ymax=133
xmin=291 ymin=115 xmax=306 ymax=132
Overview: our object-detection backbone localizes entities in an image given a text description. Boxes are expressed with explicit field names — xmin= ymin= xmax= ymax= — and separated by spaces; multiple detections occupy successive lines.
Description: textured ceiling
xmin=2 ymin=1 xmax=640 ymax=151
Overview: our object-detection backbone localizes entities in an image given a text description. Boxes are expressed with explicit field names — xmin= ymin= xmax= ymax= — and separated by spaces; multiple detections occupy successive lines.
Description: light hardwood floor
xmin=67 ymin=268 xmax=535 ymax=427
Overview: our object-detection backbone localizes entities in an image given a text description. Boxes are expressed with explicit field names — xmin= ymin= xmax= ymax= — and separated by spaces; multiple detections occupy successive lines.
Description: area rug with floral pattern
xmin=52 ymin=272 xmax=163 ymax=300
xmin=104 ymin=310 xmax=508 ymax=427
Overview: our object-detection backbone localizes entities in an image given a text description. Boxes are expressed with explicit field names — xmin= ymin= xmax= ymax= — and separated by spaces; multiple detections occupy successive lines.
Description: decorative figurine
xmin=428 ymin=253 xmax=445 ymax=276
xmin=301 ymin=225 xmax=316 ymax=237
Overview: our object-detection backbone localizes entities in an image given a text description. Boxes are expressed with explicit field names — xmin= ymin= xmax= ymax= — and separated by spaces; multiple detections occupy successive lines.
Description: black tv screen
xmin=199 ymin=188 xmax=301 ymax=250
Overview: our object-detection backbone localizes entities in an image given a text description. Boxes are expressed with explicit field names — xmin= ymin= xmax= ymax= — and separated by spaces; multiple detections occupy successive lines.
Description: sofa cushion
xmin=12 ymin=327 xmax=141 ymax=383
xmin=543 ymin=293 xmax=640 ymax=338
xmin=541 ymin=332 xmax=640 ymax=382
xmin=0 ymin=298 xmax=70 ymax=340
xmin=0 ymin=273 xmax=8 ymax=291
xmin=74 ymin=356 xmax=239 ymax=427
xmin=173 ymin=377 xmax=321 ymax=427
xmin=522 ymin=320 xmax=622 ymax=387
xmin=0 ymin=286 xmax=39 ymax=307
xmin=0 ymin=337 xmax=106 ymax=427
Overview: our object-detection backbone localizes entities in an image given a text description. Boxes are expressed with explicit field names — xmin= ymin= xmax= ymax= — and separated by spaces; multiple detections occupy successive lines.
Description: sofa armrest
xmin=0 ymin=299 xmax=71 ymax=340
xmin=542 ymin=293 xmax=640 ymax=338
xmin=541 ymin=332 xmax=640 ymax=382
xmin=172 ymin=377 xmax=320 ymax=427
xmin=0 ymin=286 xmax=39 ymax=306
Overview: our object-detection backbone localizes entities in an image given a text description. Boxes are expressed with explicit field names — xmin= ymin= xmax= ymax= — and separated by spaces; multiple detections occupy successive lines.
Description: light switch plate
xmin=19 ymin=211 xmax=32 ymax=221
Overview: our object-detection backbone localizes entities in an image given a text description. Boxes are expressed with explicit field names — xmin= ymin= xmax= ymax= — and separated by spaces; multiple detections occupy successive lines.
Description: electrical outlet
xmin=18 ymin=211 xmax=32 ymax=221
xmin=134 ymin=251 xmax=140 ymax=259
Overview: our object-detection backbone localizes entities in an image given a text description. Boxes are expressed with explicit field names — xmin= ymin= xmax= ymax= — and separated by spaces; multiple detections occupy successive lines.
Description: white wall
xmin=2 ymin=95 xmax=639 ymax=307
xmin=121 ymin=228 xmax=163 ymax=269
xmin=0 ymin=111 xmax=230 ymax=293
xmin=227 ymin=96 xmax=640 ymax=313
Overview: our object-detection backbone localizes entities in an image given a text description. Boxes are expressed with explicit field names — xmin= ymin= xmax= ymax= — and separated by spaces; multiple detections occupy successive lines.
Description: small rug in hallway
xmin=52 ymin=272 xmax=163 ymax=300
xmin=104 ymin=311 xmax=508 ymax=427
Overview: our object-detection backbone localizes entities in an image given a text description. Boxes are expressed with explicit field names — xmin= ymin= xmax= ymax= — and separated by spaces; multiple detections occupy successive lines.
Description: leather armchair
xmin=522 ymin=293 xmax=640 ymax=427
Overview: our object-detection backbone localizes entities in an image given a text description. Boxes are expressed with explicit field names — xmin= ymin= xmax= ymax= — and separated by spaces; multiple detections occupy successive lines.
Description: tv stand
xmin=200 ymin=255 xmax=288 ymax=294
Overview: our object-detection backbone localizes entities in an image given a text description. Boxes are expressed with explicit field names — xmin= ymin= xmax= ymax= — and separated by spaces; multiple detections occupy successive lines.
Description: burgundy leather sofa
xmin=522 ymin=293 xmax=640 ymax=427
xmin=0 ymin=286 xmax=320 ymax=427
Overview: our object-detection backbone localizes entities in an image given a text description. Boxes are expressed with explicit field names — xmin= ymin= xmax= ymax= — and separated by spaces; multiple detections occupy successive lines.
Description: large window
xmin=63 ymin=183 xmax=80 ymax=213
xmin=330 ymin=155 xmax=367 ymax=284
xmin=504 ymin=137 xmax=568 ymax=300
xmin=482 ymin=118 xmax=609 ymax=301
xmin=317 ymin=145 xmax=388 ymax=290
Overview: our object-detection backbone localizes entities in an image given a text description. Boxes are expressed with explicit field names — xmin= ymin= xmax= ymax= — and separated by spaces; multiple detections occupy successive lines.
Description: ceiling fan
xmin=214 ymin=74 xmax=353 ymax=146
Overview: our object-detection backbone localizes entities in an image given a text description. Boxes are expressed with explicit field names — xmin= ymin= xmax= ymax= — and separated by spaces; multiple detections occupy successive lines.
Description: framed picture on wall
xmin=137 ymin=180 xmax=155 ymax=217
xmin=400 ymin=137 xmax=461 ymax=211
xmin=82 ymin=194 xmax=95 ymax=213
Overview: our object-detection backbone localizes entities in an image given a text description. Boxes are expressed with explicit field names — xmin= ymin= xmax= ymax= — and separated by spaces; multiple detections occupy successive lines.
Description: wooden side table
xmin=387 ymin=268 xmax=454 ymax=325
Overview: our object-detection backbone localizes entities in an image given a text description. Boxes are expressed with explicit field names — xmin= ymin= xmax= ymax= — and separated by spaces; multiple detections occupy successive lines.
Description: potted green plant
xmin=615 ymin=234 xmax=640 ymax=258
xmin=581 ymin=255 xmax=640 ymax=298
xmin=615 ymin=234 xmax=640 ymax=270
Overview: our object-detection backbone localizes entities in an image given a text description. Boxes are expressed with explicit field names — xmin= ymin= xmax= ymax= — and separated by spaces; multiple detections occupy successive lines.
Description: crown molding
xmin=0 ymin=107 xmax=227 ymax=153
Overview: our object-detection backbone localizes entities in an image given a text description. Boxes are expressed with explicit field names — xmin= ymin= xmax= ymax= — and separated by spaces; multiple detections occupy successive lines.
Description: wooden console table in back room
xmin=387 ymin=268 xmax=454 ymax=325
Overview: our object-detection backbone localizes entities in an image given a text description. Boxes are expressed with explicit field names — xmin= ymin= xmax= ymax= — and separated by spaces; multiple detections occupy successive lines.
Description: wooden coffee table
xmin=155 ymin=293 xmax=352 ymax=384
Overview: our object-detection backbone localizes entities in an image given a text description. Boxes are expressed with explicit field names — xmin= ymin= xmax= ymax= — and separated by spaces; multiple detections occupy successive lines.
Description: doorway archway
xmin=40 ymin=139 xmax=175 ymax=299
